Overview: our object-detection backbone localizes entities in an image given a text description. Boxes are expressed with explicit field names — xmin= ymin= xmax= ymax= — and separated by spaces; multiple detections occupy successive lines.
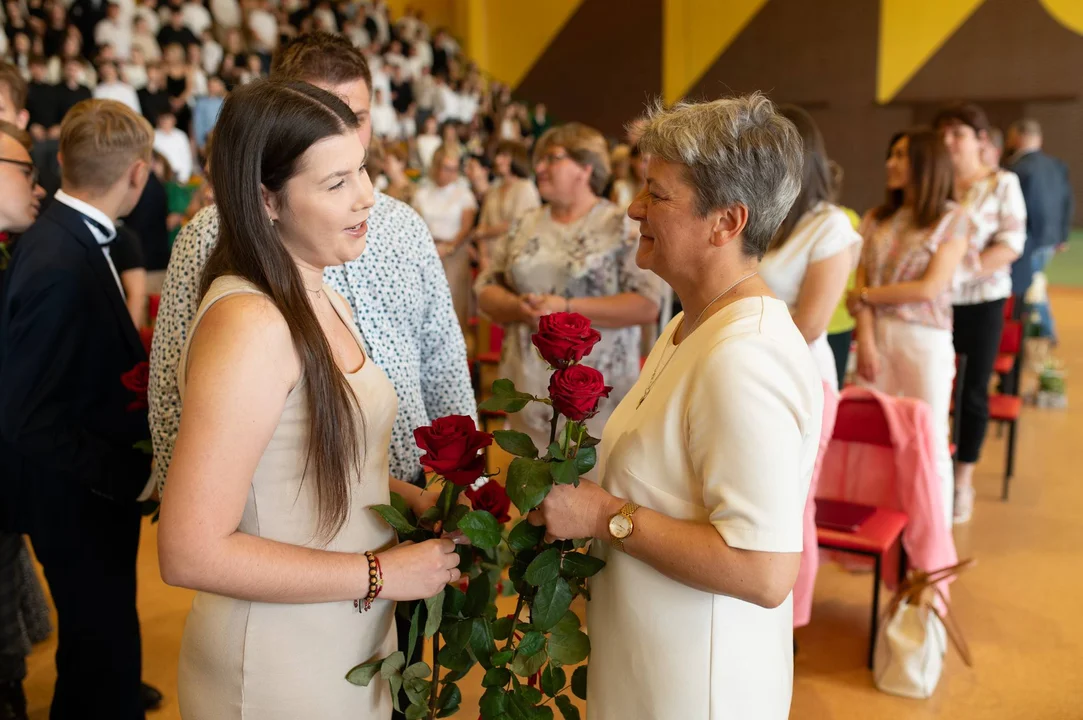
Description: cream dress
xmin=176 ymin=276 xmax=399 ymax=720
xmin=586 ymin=296 xmax=823 ymax=719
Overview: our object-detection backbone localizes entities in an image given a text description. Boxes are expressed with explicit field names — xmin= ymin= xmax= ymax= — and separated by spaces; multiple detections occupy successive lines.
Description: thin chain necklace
xmin=305 ymin=285 xmax=324 ymax=300
xmin=636 ymin=271 xmax=758 ymax=409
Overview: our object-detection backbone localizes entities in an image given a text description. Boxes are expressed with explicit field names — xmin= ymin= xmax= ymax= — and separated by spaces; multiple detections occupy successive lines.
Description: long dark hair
xmin=203 ymin=80 xmax=362 ymax=542
xmin=873 ymin=128 xmax=953 ymax=229
xmin=769 ymin=105 xmax=834 ymax=251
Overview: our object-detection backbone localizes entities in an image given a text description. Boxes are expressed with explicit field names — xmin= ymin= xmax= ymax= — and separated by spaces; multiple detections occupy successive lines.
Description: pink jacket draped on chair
xmin=817 ymin=387 xmax=958 ymax=589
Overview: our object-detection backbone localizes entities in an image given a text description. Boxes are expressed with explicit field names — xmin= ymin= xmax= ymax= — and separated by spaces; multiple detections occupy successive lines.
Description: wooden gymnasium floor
xmin=21 ymin=287 xmax=1083 ymax=719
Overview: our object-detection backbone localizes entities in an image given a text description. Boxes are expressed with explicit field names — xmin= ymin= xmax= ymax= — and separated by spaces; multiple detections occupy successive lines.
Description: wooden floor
xmin=22 ymin=289 xmax=1083 ymax=719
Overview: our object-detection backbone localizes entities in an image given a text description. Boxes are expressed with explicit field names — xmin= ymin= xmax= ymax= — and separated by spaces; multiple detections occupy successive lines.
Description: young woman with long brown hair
xmin=157 ymin=81 xmax=462 ymax=719
xmin=848 ymin=129 xmax=973 ymax=529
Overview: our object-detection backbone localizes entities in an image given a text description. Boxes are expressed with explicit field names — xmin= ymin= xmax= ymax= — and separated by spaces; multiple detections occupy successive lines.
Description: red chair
xmin=995 ymin=320 xmax=1024 ymax=394
xmin=816 ymin=396 xmax=909 ymax=669
xmin=989 ymin=393 xmax=1023 ymax=500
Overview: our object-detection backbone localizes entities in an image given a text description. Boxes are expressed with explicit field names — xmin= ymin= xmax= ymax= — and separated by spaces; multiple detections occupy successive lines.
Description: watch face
xmin=609 ymin=513 xmax=633 ymax=539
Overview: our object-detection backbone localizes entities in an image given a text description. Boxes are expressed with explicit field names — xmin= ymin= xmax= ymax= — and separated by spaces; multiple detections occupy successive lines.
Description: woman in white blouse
xmin=411 ymin=144 xmax=477 ymax=332
xmin=531 ymin=96 xmax=821 ymax=720
xmin=760 ymin=106 xmax=861 ymax=392
xmin=934 ymin=103 xmax=1027 ymax=523
xmin=473 ymin=140 xmax=540 ymax=273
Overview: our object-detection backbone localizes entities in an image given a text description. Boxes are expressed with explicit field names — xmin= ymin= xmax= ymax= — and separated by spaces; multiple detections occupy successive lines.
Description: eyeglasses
xmin=0 ymin=158 xmax=38 ymax=187
xmin=537 ymin=151 xmax=570 ymax=167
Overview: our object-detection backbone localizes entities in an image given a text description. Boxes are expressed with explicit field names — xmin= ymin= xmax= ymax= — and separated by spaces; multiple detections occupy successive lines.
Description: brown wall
xmin=514 ymin=0 xmax=1083 ymax=221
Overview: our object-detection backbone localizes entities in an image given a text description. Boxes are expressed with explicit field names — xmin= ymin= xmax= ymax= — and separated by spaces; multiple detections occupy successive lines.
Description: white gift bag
xmin=873 ymin=560 xmax=973 ymax=699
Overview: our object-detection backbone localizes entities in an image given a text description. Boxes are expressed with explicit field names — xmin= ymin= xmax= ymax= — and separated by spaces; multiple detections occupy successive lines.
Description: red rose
xmin=121 ymin=361 xmax=150 ymax=412
xmin=414 ymin=415 xmax=493 ymax=486
xmin=531 ymin=312 xmax=602 ymax=368
xmin=548 ymin=365 xmax=612 ymax=422
xmin=465 ymin=480 xmax=511 ymax=523
xmin=148 ymin=294 xmax=161 ymax=323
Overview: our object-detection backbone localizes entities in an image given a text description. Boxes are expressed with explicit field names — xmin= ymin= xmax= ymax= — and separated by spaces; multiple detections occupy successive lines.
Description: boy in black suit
xmin=0 ymin=99 xmax=154 ymax=719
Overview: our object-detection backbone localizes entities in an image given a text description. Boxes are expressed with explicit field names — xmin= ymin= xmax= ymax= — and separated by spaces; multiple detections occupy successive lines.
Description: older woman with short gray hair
xmin=531 ymin=94 xmax=824 ymax=719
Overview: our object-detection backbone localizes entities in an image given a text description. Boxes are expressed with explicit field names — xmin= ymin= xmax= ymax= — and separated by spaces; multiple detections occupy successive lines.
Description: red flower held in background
xmin=121 ymin=362 xmax=150 ymax=411
xmin=549 ymin=365 xmax=612 ymax=422
xmin=139 ymin=327 xmax=154 ymax=356
xmin=531 ymin=312 xmax=602 ymax=368
xmin=464 ymin=480 xmax=511 ymax=523
xmin=414 ymin=415 xmax=493 ymax=486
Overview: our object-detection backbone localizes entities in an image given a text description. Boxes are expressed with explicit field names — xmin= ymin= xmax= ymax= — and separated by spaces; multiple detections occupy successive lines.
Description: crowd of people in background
xmin=0 ymin=0 xmax=1075 ymax=718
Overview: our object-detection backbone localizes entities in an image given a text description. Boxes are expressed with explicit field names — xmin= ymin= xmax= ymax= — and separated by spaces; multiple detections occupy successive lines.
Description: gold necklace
xmin=636 ymin=271 xmax=758 ymax=409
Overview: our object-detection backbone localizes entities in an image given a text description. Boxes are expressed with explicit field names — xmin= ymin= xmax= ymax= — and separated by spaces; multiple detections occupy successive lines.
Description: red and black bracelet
xmin=355 ymin=551 xmax=384 ymax=613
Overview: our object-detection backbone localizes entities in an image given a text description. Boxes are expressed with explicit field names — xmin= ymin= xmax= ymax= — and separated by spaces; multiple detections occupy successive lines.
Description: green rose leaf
xmin=547 ymin=442 xmax=566 ymax=461
xmin=549 ymin=459 xmax=579 ymax=486
xmin=437 ymin=646 xmax=474 ymax=673
xmin=510 ymin=645 xmax=548 ymax=678
xmin=560 ymin=552 xmax=605 ymax=579
xmin=547 ymin=630 xmax=590 ymax=667
xmin=483 ymin=666 xmax=512 ymax=688
xmin=371 ymin=504 xmax=416 ymax=534
xmin=491 ymin=649 xmax=514 ymax=666
xmin=471 ymin=616 xmax=497 ymax=668
xmin=405 ymin=703 xmax=428 ymax=720
xmin=506 ymin=457 xmax=554 ymax=514
xmin=404 ymin=677 xmax=431 ymax=706
xmin=479 ymin=686 xmax=509 ymax=718
xmin=507 ymin=519 xmax=547 ymax=553
xmin=540 ymin=665 xmax=566 ymax=698
xmin=555 ymin=695 xmax=581 ymax=720
xmin=479 ymin=380 xmax=535 ymax=414
xmin=531 ymin=577 xmax=574 ymax=632
xmin=424 ymin=589 xmax=445 ymax=638
xmin=579 ymin=432 xmax=601 ymax=448
xmin=525 ymin=548 xmax=561 ymax=587
xmin=444 ymin=503 xmax=470 ymax=532
xmin=464 ymin=574 xmax=492 ymax=618
xmin=442 ymin=619 xmax=473 ymax=655
xmin=492 ymin=617 xmax=514 ymax=642
xmin=571 ymin=666 xmax=588 ymax=700
xmin=389 ymin=491 xmax=410 ymax=518
xmin=517 ymin=630 xmax=546 ymax=657
xmin=344 ymin=659 xmax=382 ymax=687
xmin=552 ymin=611 xmax=581 ymax=637
xmin=516 ymin=684 xmax=544 ymax=705
xmin=459 ymin=510 xmax=503 ymax=550
xmin=573 ymin=446 xmax=597 ymax=475
xmin=380 ymin=652 xmax=406 ymax=678
xmin=444 ymin=584 xmax=467 ymax=617
xmin=494 ymin=429 xmax=540 ymax=459
xmin=402 ymin=661 xmax=430 ymax=681
xmin=436 ymin=682 xmax=462 ymax=718
xmin=405 ymin=601 xmax=423 ymax=661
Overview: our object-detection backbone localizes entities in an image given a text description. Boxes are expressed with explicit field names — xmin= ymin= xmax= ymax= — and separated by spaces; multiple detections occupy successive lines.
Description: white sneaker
xmin=954 ymin=485 xmax=975 ymax=525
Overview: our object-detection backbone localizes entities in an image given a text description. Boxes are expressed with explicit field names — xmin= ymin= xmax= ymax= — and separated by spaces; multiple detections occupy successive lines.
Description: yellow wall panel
xmin=465 ymin=0 xmax=585 ymax=88
xmin=877 ymin=0 xmax=986 ymax=103
xmin=663 ymin=0 xmax=768 ymax=104
xmin=1041 ymin=0 xmax=1083 ymax=35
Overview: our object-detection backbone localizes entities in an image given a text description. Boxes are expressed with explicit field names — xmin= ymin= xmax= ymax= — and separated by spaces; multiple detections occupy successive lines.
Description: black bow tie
xmin=82 ymin=215 xmax=116 ymax=246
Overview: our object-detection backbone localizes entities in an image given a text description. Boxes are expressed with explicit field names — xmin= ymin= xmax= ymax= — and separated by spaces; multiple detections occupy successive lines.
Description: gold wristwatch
xmin=607 ymin=503 xmax=640 ymax=551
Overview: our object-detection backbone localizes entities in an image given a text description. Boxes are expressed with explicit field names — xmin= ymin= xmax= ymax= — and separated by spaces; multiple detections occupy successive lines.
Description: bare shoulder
xmin=189 ymin=292 xmax=300 ymax=386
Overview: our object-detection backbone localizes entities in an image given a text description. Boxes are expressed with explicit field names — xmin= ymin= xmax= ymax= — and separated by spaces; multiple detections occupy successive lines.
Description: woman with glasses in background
xmin=476 ymin=123 xmax=661 ymax=452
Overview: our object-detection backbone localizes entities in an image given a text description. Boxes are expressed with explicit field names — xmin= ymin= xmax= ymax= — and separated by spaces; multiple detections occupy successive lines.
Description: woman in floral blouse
xmin=934 ymin=103 xmax=1027 ymax=524
xmin=848 ymin=129 xmax=973 ymax=530
xmin=476 ymin=123 xmax=661 ymax=451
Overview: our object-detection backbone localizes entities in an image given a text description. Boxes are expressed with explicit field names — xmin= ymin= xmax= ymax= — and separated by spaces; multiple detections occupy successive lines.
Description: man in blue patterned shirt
xmin=148 ymin=33 xmax=476 ymax=493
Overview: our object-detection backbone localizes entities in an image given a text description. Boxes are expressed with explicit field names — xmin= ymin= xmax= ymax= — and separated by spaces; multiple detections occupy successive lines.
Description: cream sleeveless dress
xmin=176 ymin=276 xmax=398 ymax=720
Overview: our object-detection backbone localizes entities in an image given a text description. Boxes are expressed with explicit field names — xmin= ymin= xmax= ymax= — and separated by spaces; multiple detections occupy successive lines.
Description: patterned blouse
xmin=475 ymin=200 xmax=662 ymax=439
xmin=860 ymin=204 xmax=975 ymax=330
xmin=953 ymin=169 xmax=1027 ymax=305
xmin=148 ymin=191 xmax=477 ymax=493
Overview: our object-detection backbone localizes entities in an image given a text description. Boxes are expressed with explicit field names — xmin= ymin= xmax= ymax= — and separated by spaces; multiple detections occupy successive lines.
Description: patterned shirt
xmin=148 ymin=191 xmax=476 ymax=493
xmin=860 ymin=205 xmax=975 ymax=330
xmin=953 ymin=169 xmax=1027 ymax=305
xmin=474 ymin=200 xmax=662 ymax=439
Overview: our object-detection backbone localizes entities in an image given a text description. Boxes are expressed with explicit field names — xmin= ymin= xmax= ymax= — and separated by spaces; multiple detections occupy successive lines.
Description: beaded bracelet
xmin=354 ymin=551 xmax=383 ymax=613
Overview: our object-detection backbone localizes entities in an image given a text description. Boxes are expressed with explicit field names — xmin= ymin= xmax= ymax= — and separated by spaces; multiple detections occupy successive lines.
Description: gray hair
xmin=635 ymin=93 xmax=803 ymax=259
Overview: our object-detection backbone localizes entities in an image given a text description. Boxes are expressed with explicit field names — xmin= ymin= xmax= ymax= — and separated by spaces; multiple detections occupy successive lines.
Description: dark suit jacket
xmin=0 ymin=201 xmax=151 ymax=530
xmin=1008 ymin=149 xmax=1074 ymax=294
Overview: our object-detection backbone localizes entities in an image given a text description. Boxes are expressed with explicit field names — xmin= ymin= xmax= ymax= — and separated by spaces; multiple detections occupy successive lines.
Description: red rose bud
xmin=548 ymin=365 xmax=612 ymax=422
xmin=413 ymin=415 xmax=493 ymax=487
xmin=465 ymin=480 xmax=511 ymax=524
xmin=121 ymin=361 xmax=150 ymax=412
xmin=531 ymin=312 xmax=602 ymax=368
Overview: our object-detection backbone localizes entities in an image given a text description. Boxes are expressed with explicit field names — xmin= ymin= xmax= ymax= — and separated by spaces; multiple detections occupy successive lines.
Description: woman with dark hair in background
xmin=157 ymin=81 xmax=462 ymax=719
xmin=760 ymin=106 xmax=861 ymax=393
xmin=849 ymin=129 xmax=973 ymax=529
xmin=934 ymin=103 xmax=1027 ymax=524
xmin=474 ymin=139 xmax=539 ymax=272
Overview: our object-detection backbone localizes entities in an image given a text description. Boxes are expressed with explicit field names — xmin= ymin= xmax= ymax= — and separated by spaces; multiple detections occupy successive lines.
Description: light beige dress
xmin=176 ymin=276 xmax=398 ymax=720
